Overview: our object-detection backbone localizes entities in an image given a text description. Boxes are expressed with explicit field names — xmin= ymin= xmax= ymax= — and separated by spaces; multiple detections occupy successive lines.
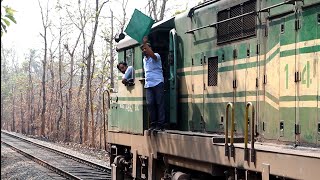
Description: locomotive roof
xmin=116 ymin=16 xmax=175 ymax=51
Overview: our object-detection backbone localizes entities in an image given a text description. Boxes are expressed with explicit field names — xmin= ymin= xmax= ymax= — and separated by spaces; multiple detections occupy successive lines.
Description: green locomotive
xmin=107 ymin=0 xmax=320 ymax=179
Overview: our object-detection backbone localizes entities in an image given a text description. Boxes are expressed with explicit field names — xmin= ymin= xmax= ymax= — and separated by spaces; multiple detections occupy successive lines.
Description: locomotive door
xmin=168 ymin=29 xmax=178 ymax=125
xmin=205 ymin=56 xmax=221 ymax=133
xmin=279 ymin=17 xmax=296 ymax=142
xmin=263 ymin=18 xmax=281 ymax=140
xmin=318 ymin=12 xmax=320 ymax=145
xmin=297 ymin=8 xmax=319 ymax=144
xmin=191 ymin=54 xmax=205 ymax=132
xmin=108 ymin=95 xmax=119 ymax=131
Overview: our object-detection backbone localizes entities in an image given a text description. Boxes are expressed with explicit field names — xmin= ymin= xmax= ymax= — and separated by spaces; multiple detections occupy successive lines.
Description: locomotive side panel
xmin=298 ymin=5 xmax=319 ymax=144
xmin=109 ymin=46 xmax=146 ymax=134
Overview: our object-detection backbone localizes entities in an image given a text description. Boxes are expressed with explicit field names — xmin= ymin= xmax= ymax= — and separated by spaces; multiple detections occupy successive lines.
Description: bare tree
xmin=38 ymin=0 xmax=51 ymax=136
xmin=27 ymin=50 xmax=36 ymax=135
xmin=90 ymin=53 xmax=97 ymax=147
xmin=62 ymin=0 xmax=91 ymax=142
xmin=146 ymin=0 xmax=169 ymax=22
xmin=11 ymin=85 xmax=16 ymax=131
xmin=103 ymin=0 xmax=128 ymax=90
xmin=1 ymin=0 xmax=190 ymax=151
xmin=63 ymin=0 xmax=92 ymax=144
xmin=120 ymin=0 xmax=128 ymax=32
xmin=107 ymin=10 xmax=115 ymax=88
xmin=1 ymin=43 xmax=9 ymax=129
xmin=97 ymin=56 xmax=109 ymax=149
xmin=10 ymin=50 xmax=19 ymax=132
xmin=56 ymin=15 xmax=65 ymax=140
xmin=83 ymin=0 xmax=108 ymax=144
xmin=47 ymin=29 xmax=59 ymax=137
xmin=64 ymin=32 xmax=82 ymax=142
xmin=20 ymin=91 xmax=25 ymax=134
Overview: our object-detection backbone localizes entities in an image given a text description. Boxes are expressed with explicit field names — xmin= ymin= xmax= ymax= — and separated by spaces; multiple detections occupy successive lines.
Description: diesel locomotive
xmin=106 ymin=0 xmax=320 ymax=179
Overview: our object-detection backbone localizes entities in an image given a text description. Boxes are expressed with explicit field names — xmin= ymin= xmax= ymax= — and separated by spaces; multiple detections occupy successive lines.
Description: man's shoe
xmin=154 ymin=126 xmax=164 ymax=131
xmin=148 ymin=126 xmax=156 ymax=131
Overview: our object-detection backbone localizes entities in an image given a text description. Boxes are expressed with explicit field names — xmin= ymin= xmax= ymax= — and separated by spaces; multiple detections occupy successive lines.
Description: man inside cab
xmin=117 ymin=62 xmax=135 ymax=86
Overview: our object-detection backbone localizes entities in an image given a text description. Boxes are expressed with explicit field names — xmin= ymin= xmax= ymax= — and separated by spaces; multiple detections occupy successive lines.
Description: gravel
xmin=9 ymin=131 xmax=110 ymax=167
xmin=1 ymin=131 xmax=110 ymax=179
xmin=1 ymin=144 xmax=64 ymax=180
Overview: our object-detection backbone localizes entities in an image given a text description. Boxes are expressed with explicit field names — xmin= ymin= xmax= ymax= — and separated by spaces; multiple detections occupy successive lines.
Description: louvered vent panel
xmin=217 ymin=10 xmax=229 ymax=43
xmin=208 ymin=57 xmax=218 ymax=86
xmin=243 ymin=0 xmax=256 ymax=37
xmin=217 ymin=0 xmax=256 ymax=44
xmin=229 ymin=5 xmax=242 ymax=40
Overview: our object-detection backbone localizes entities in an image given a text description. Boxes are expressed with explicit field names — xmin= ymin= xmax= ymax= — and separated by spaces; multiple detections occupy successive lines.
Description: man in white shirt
xmin=140 ymin=36 xmax=165 ymax=131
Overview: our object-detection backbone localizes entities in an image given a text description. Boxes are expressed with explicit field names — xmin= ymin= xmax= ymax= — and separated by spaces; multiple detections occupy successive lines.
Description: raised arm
xmin=142 ymin=36 xmax=157 ymax=60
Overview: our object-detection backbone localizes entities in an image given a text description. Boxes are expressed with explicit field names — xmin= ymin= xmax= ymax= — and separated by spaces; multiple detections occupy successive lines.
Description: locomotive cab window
xmin=122 ymin=48 xmax=135 ymax=86
xmin=125 ymin=48 xmax=134 ymax=67
xmin=217 ymin=0 xmax=256 ymax=44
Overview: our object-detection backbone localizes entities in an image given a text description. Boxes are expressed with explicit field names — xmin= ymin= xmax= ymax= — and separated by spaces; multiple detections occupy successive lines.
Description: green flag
xmin=124 ymin=9 xmax=155 ymax=44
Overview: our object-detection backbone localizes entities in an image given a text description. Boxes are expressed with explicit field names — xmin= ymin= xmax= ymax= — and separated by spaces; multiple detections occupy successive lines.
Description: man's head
xmin=140 ymin=43 xmax=151 ymax=57
xmin=117 ymin=62 xmax=128 ymax=74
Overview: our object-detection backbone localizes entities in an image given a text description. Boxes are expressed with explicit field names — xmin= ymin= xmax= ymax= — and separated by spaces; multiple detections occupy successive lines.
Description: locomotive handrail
xmin=186 ymin=11 xmax=257 ymax=34
xmin=244 ymin=102 xmax=255 ymax=150
xmin=244 ymin=102 xmax=256 ymax=162
xmin=185 ymin=0 xmax=299 ymax=34
xmin=225 ymin=102 xmax=235 ymax=157
xmin=102 ymin=89 xmax=110 ymax=151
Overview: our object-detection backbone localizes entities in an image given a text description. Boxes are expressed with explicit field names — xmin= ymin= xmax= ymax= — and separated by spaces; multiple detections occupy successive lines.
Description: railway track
xmin=1 ymin=131 xmax=112 ymax=180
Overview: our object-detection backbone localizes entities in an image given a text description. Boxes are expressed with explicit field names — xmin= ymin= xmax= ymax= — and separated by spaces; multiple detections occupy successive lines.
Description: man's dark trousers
xmin=146 ymin=82 xmax=165 ymax=129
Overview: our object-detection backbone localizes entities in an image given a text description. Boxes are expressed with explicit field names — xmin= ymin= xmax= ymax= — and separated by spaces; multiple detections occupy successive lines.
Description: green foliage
xmin=1 ymin=0 xmax=17 ymax=36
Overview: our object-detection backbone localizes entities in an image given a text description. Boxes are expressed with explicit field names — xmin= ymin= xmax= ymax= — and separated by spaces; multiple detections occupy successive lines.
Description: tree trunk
xmin=57 ymin=28 xmax=63 ymax=139
xmin=84 ymin=0 xmax=106 ymax=144
xmin=96 ymin=82 xmax=103 ymax=149
xmin=148 ymin=0 xmax=168 ymax=22
xmin=39 ymin=0 xmax=49 ymax=137
xmin=109 ymin=10 xmax=114 ymax=88
xmin=102 ymin=90 xmax=109 ymax=151
xmin=65 ymin=94 xmax=70 ymax=141
xmin=20 ymin=91 xmax=25 ymax=134
xmin=36 ymin=88 xmax=42 ymax=135
xmin=90 ymin=88 xmax=95 ymax=147
xmin=78 ymin=18 xmax=87 ymax=144
xmin=91 ymin=54 xmax=97 ymax=147
xmin=12 ymin=86 xmax=15 ymax=132
xmin=65 ymin=55 xmax=74 ymax=142
xmin=64 ymin=31 xmax=81 ymax=142
xmin=48 ymin=54 xmax=55 ymax=136
xmin=40 ymin=48 xmax=47 ymax=137
xmin=78 ymin=65 xmax=84 ymax=144
xmin=27 ymin=58 xmax=32 ymax=134
xmin=84 ymin=56 xmax=91 ymax=143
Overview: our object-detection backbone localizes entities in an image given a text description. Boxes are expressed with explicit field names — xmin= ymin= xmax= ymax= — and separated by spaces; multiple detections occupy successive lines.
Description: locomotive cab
xmin=108 ymin=1 xmax=320 ymax=179
xmin=146 ymin=17 xmax=178 ymax=129
xmin=109 ymin=17 xmax=178 ymax=135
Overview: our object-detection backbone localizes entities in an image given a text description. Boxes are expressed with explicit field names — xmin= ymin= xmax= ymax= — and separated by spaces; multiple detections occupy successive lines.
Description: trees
xmin=38 ymin=0 xmax=51 ymax=137
xmin=146 ymin=0 xmax=168 ymax=22
xmin=1 ymin=0 xmax=190 ymax=149
xmin=83 ymin=0 xmax=108 ymax=145
xmin=26 ymin=49 xmax=37 ymax=135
